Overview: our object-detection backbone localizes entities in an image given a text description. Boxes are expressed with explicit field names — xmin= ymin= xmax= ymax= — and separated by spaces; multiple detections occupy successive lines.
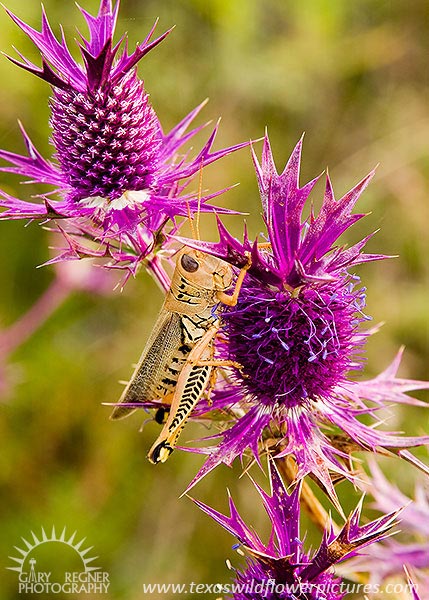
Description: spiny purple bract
xmin=192 ymin=461 xmax=399 ymax=600
xmin=229 ymin=559 xmax=343 ymax=600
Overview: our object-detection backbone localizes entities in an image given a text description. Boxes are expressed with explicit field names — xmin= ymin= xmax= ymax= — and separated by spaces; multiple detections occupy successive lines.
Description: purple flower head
xmin=180 ymin=135 xmax=429 ymax=503
xmin=0 ymin=1 xmax=247 ymax=275
xmin=191 ymin=461 xmax=400 ymax=600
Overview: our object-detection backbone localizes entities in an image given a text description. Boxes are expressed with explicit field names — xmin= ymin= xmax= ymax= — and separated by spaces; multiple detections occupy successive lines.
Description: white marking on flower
xmin=80 ymin=195 xmax=106 ymax=208
xmin=80 ymin=189 xmax=150 ymax=213
xmin=111 ymin=189 xmax=150 ymax=210
xmin=312 ymin=397 xmax=327 ymax=414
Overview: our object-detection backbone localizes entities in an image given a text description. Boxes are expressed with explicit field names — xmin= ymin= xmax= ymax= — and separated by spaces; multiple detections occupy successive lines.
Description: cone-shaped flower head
xmin=0 ymin=1 xmax=247 ymax=273
xmin=192 ymin=461 xmax=400 ymax=600
xmin=180 ymin=135 xmax=429 ymax=502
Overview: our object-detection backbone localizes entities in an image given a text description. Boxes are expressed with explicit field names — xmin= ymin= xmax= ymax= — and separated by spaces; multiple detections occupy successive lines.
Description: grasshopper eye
xmin=181 ymin=254 xmax=199 ymax=273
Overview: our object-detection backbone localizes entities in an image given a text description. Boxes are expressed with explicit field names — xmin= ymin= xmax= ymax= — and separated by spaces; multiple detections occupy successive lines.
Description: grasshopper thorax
xmin=165 ymin=247 xmax=233 ymax=314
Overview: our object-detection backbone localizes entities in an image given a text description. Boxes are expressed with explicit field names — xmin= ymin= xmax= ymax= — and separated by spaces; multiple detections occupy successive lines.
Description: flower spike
xmin=191 ymin=460 xmax=401 ymax=600
xmin=0 ymin=1 xmax=249 ymax=275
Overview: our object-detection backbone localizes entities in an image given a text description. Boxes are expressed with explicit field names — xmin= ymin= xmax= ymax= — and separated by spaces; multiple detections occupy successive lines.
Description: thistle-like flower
xmin=182 ymin=135 xmax=429 ymax=500
xmin=192 ymin=461 xmax=400 ymax=600
xmin=0 ymin=1 xmax=247 ymax=279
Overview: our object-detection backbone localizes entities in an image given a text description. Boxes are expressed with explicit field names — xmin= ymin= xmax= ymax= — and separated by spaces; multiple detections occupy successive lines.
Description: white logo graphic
xmin=7 ymin=526 xmax=110 ymax=594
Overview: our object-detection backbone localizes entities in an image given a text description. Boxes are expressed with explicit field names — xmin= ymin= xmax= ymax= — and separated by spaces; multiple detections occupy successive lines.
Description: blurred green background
xmin=0 ymin=0 xmax=428 ymax=598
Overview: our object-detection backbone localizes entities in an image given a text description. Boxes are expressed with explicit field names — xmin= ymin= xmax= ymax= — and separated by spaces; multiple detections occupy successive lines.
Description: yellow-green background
xmin=0 ymin=0 xmax=428 ymax=598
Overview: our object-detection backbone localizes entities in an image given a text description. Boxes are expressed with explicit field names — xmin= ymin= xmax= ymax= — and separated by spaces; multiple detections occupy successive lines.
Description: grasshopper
xmin=110 ymin=246 xmax=250 ymax=464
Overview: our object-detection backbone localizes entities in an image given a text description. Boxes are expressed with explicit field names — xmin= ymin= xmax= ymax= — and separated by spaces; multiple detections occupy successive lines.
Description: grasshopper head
xmin=177 ymin=247 xmax=233 ymax=292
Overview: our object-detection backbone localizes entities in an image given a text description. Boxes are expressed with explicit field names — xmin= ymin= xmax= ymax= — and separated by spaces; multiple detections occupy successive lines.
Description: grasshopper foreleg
xmin=190 ymin=359 xmax=242 ymax=369
xmin=216 ymin=255 xmax=251 ymax=307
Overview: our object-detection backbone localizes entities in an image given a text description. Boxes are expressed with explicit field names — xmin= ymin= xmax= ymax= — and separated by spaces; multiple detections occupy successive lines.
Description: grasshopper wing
xmin=110 ymin=309 xmax=183 ymax=420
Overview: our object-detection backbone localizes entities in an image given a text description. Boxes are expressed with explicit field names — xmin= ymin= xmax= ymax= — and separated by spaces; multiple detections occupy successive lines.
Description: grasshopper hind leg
xmin=147 ymin=363 xmax=213 ymax=464
xmin=149 ymin=440 xmax=174 ymax=464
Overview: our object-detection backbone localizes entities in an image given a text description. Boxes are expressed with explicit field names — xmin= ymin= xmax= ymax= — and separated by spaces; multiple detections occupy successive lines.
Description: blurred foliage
xmin=0 ymin=0 xmax=428 ymax=599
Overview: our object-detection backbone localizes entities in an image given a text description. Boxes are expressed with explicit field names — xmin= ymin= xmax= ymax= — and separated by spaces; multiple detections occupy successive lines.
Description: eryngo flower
xmin=192 ymin=460 xmax=400 ymax=600
xmin=0 ymin=0 xmax=247 ymax=274
xmin=182 ymin=135 xmax=429 ymax=501
xmin=341 ymin=459 xmax=429 ymax=587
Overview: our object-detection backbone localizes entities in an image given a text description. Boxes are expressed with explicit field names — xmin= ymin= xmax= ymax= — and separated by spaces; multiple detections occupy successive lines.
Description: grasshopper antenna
xmin=195 ymin=158 xmax=204 ymax=241
xmin=185 ymin=199 xmax=197 ymax=241
xmin=185 ymin=158 xmax=204 ymax=241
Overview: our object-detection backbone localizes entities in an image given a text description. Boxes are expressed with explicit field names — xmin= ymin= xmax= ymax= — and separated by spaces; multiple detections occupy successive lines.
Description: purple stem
xmin=0 ymin=278 xmax=71 ymax=357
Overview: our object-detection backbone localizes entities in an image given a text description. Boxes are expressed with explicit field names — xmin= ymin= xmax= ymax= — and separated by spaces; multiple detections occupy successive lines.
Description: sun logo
xmin=6 ymin=526 xmax=110 ymax=594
